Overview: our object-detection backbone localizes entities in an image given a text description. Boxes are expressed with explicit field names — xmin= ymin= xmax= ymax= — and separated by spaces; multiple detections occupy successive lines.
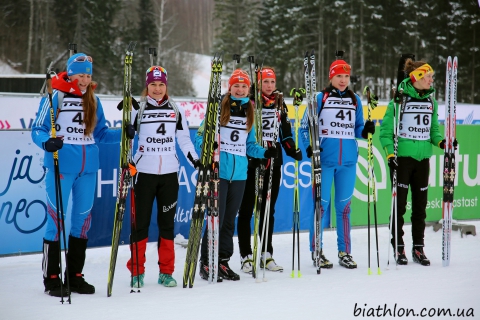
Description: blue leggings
xmin=309 ymin=163 xmax=356 ymax=253
xmin=44 ymin=169 xmax=95 ymax=241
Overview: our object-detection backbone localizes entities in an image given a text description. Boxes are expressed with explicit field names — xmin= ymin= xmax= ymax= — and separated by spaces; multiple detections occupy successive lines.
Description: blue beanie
xmin=67 ymin=53 xmax=93 ymax=76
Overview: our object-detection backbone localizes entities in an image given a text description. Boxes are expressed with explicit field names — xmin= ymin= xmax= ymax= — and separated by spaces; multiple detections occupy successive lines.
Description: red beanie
xmin=229 ymin=69 xmax=251 ymax=90
xmin=329 ymin=60 xmax=351 ymax=80
xmin=260 ymin=68 xmax=276 ymax=81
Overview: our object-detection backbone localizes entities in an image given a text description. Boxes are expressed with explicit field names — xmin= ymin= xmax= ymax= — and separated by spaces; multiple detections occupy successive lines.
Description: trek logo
xmin=146 ymin=136 xmax=173 ymax=144
xmin=405 ymin=105 xmax=432 ymax=111
xmin=144 ymin=112 xmax=176 ymax=119
xmin=229 ymin=119 xmax=247 ymax=126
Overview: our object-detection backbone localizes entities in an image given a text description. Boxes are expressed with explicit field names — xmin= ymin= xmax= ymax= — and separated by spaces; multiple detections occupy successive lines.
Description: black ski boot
xmin=42 ymin=239 xmax=69 ymax=297
xmin=218 ymin=258 xmax=240 ymax=281
xmin=412 ymin=245 xmax=430 ymax=266
xmin=66 ymin=236 xmax=95 ymax=294
xmin=199 ymin=260 xmax=223 ymax=282
xmin=394 ymin=245 xmax=408 ymax=265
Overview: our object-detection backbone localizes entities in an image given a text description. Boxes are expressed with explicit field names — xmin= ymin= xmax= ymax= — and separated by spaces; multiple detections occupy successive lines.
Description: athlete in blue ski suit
xmin=300 ymin=59 xmax=375 ymax=269
xmin=31 ymin=53 xmax=121 ymax=296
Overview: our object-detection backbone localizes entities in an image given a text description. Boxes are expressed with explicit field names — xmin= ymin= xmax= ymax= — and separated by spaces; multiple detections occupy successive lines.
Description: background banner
xmin=1 ymin=125 xmax=478 ymax=255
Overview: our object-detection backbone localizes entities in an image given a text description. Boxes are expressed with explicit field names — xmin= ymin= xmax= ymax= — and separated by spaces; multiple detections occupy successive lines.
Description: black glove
xmin=126 ymin=124 xmax=136 ymax=139
xmin=306 ymin=145 xmax=312 ymax=158
xmin=187 ymin=152 xmax=201 ymax=169
xmin=387 ymin=157 xmax=398 ymax=171
xmin=439 ymin=138 xmax=458 ymax=150
xmin=264 ymin=146 xmax=278 ymax=159
xmin=43 ymin=137 xmax=63 ymax=152
xmin=213 ymin=141 xmax=218 ymax=150
xmin=292 ymin=148 xmax=303 ymax=161
xmin=117 ymin=97 xmax=140 ymax=111
xmin=361 ymin=120 xmax=376 ymax=139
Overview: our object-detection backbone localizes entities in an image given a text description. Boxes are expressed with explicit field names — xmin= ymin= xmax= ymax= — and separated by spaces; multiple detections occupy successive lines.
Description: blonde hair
xmin=220 ymin=93 xmax=254 ymax=132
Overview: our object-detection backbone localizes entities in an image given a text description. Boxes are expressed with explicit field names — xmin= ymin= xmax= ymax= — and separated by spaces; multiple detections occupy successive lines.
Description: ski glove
xmin=291 ymin=148 xmax=303 ymax=161
xmin=126 ymin=124 xmax=136 ymax=139
xmin=361 ymin=120 xmax=376 ymax=139
xmin=264 ymin=146 xmax=278 ymax=159
xmin=306 ymin=145 xmax=312 ymax=158
xmin=387 ymin=156 xmax=398 ymax=171
xmin=306 ymin=145 xmax=323 ymax=158
xmin=187 ymin=152 xmax=201 ymax=169
xmin=439 ymin=138 xmax=458 ymax=150
xmin=43 ymin=137 xmax=63 ymax=152
xmin=213 ymin=141 xmax=218 ymax=150
xmin=116 ymin=97 xmax=140 ymax=111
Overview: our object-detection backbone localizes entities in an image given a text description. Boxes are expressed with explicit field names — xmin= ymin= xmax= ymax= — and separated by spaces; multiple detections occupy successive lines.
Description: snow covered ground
xmin=1 ymin=221 xmax=479 ymax=320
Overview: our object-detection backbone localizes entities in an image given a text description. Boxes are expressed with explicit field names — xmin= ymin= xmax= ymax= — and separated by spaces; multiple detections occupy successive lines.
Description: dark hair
xmin=404 ymin=58 xmax=428 ymax=74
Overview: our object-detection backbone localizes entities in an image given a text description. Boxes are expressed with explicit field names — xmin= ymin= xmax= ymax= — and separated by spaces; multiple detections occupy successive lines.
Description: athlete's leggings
xmin=201 ymin=179 xmax=246 ymax=262
xmin=44 ymin=169 xmax=95 ymax=241
xmin=309 ymin=163 xmax=356 ymax=254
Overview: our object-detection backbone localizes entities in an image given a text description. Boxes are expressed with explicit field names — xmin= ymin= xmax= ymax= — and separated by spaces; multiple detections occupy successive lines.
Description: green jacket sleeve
xmin=430 ymin=98 xmax=443 ymax=147
xmin=379 ymin=99 xmax=395 ymax=158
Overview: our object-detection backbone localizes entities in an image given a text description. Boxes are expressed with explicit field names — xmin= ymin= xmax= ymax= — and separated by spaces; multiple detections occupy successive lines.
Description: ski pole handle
xmin=149 ymin=47 xmax=157 ymax=66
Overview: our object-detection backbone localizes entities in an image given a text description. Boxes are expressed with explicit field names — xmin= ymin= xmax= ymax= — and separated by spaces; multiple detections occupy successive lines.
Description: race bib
xmin=318 ymin=96 xmax=356 ymax=139
xmin=137 ymin=108 xmax=177 ymax=155
xmin=399 ymin=100 xmax=433 ymax=140
xmin=55 ymin=96 xmax=95 ymax=145
xmin=220 ymin=116 xmax=248 ymax=156
xmin=261 ymin=108 xmax=277 ymax=141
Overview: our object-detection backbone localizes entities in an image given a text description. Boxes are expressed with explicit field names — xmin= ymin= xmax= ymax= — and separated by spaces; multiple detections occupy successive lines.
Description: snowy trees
xmin=0 ymin=0 xmax=478 ymax=102
xmin=212 ymin=0 xmax=479 ymax=103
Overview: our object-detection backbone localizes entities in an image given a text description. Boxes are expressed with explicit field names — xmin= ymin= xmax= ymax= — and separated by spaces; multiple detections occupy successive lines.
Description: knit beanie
xmin=66 ymin=53 xmax=93 ymax=76
xmin=260 ymin=68 xmax=276 ymax=81
xmin=228 ymin=69 xmax=251 ymax=90
xmin=145 ymin=66 xmax=168 ymax=87
xmin=329 ymin=60 xmax=351 ymax=80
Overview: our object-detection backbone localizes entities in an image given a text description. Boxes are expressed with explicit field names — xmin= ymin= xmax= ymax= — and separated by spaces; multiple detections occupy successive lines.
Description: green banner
xmin=345 ymin=125 xmax=480 ymax=226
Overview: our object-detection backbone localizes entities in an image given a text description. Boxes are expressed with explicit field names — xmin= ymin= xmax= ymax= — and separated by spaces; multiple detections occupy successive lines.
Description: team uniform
xmin=127 ymin=65 xmax=199 ymax=288
xmin=196 ymin=95 xmax=267 ymax=281
xmin=32 ymin=56 xmax=120 ymax=296
xmin=237 ymin=90 xmax=301 ymax=273
xmin=300 ymin=85 xmax=366 ymax=269
xmin=380 ymin=76 xmax=442 ymax=266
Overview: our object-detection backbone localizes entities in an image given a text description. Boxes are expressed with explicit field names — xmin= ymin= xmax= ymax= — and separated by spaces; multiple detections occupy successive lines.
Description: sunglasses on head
xmin=146 ymin=66 xmax=167 ymax=75
xmin=72 ymin=55 xmax=93 ymax=63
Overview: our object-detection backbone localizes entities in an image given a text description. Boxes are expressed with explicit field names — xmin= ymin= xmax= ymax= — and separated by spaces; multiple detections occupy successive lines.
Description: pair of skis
xmin=290 ymin=87 xmax=305 ymax=278
xmin=304 ymin=50 xmax=322 ymax=275
xmin=107 ymin=42 xmax=137 ymax=297
xmin=363 ymin=86 xmax=381 ymax=275
xmin=182 ymin=54 xmax=223 ymax=288
xmin=251 ymin=57 xmax=264 ymax=280
xmin=442 ymin=56 xmax=457 ymax=267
